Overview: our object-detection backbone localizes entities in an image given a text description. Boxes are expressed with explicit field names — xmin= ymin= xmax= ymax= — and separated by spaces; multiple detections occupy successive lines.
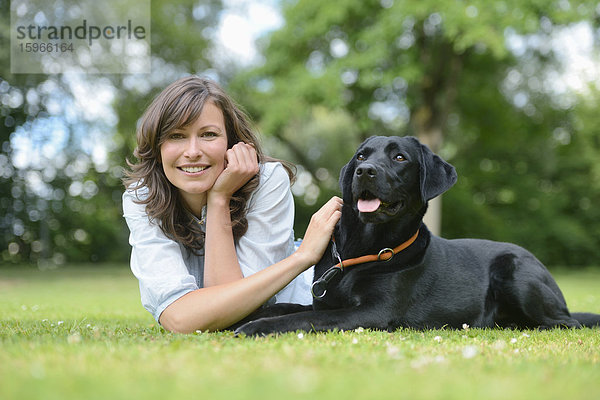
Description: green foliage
xmin=2 ymin=0 xmax=600 ymax=266
xmin=443 ymin=86 xmax=600 ymax=264
xmin=1 ymin=266 xmax=600 ymax=400
xmin=231 ymin=0 xmax=600 ymax=266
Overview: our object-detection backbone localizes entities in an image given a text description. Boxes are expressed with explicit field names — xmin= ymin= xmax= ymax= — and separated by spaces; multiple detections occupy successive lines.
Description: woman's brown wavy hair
xmin=123 ymin=76 xmax=294 ymax=252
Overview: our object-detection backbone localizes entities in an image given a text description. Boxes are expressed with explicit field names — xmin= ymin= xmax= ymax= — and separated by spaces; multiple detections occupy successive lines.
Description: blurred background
xmin=1 ymin=0 xmax=599 ymax=269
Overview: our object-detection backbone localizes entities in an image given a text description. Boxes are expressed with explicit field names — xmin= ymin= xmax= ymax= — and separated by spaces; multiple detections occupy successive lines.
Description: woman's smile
xmin=178 ymin=164 xmax=210 ymax=174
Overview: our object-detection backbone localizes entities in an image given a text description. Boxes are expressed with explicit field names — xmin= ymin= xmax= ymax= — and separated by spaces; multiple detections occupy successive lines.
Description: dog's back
xmin=418 ymin=235 xmax=576 ymax=328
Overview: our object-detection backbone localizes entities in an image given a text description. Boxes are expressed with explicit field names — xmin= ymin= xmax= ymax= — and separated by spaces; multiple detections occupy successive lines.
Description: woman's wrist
xmin=206 ymin=191 xmax=231 ymax=209
xmin=289 ymin=249 xmax=316 ymax=272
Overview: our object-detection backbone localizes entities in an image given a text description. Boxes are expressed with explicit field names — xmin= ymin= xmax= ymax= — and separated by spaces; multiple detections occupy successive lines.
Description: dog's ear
xmin=409 ymin=137 xmax=457 ymax=202
xmin=339 ymin=158 xmax=355 ymax=203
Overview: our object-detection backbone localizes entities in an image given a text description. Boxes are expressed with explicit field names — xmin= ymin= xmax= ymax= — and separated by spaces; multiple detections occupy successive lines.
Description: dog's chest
xmin=314 ymin=264 xmax=399 ymax=309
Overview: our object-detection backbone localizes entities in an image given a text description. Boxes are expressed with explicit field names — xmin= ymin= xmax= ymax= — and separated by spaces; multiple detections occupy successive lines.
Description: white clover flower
xmin=386 ymin=344 xmax=400 ymax=358
xmin=462 ymin=323 xmax=470 ymax=330
xmin=462 ymin=345 xmax=478 ymax=359
xmin=352 ymin=338 xmax=359 ymax=344
xmin=510 ymin=338 xmax=518 ymax=344
xmin=411 ymin=357 xmax=431 ymax=369
xmin=297 ymin=333 xmax=304 ymax=339
xmin=434 ymin=335 xmax=442 ymax=342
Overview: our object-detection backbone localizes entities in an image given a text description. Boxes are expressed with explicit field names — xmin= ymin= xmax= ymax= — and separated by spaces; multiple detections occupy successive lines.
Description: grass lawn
xmin=1 ymin=265 xmax=599 ymax=400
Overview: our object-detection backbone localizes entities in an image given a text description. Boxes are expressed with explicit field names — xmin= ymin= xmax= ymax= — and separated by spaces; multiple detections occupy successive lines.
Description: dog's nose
xmin=356 ymin=164 xmax=377 ymax=178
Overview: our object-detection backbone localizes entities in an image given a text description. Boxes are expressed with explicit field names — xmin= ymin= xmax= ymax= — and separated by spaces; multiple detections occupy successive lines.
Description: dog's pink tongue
xmin=357 ymin=198 xmax=381 ymax=213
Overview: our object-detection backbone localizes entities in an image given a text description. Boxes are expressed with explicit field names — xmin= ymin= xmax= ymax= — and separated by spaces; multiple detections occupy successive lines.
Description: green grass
xmin=1 ymin=265 xmax=599 ymax=400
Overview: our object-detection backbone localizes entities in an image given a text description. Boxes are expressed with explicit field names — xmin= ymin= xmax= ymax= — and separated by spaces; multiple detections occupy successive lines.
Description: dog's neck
xmin=337 ymin=204 xmax=428 ymax=260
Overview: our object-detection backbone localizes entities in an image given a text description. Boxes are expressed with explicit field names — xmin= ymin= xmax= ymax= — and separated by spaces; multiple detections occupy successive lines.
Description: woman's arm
xmin=159 ymin=196 xmax=342 ymax=333
xmin=202 ymin=142 xmax=259 ymax=287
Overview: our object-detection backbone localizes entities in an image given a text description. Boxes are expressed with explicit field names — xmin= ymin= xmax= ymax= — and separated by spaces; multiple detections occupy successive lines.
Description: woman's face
xmin=160 ymin=102 xmax=228 ymax=210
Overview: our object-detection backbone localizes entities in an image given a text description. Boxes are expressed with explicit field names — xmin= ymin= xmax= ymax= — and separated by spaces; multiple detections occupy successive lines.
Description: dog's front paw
xmin=234 ymin=318 xmax=277 ymax=337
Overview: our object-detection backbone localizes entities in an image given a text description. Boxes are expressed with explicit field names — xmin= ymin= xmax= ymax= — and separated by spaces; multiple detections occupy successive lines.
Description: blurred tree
xmin=231 ymin=0 xmax=600 ymax=266
xmin=2 ymin=0 xmax=599 ymax=268
xmin=1 ymin=0 xmax=57 ymax=264
xmin=0 ymin=0 xmax=225 ymax=265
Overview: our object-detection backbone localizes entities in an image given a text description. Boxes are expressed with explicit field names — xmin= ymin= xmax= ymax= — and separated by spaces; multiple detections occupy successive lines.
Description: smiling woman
xmin=159 ymin=102 xmax=229 ymax=217
xmin=121 ymin=76 xmax=342 ymax=333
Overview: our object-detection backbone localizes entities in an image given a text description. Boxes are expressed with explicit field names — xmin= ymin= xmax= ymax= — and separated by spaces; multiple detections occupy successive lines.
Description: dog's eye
xmin=394 ymin=154 xmax=406 ymax=162
xmin=357 ymin=153 xmax=365 ymax=161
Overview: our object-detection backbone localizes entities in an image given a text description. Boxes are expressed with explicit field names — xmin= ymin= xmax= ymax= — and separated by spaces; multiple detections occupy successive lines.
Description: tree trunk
xmin=411 ymin=41 xmax=462 ymax=236
xmin=417 ymin=126 xmax=444 ymax=236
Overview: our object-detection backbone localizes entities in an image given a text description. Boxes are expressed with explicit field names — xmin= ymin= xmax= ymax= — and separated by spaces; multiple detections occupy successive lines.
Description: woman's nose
xmin=183 ymin=136 xmax=202 ymax=158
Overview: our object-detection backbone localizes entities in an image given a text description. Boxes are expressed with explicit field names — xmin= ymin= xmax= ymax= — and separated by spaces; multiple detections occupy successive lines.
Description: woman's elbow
xmin=159 ymin=307 xmax=203 ymax=334
xmin=159 ymin=306 xmax=223 ymax=334
xmin=158 ymin=290 xmax=241 ymax=333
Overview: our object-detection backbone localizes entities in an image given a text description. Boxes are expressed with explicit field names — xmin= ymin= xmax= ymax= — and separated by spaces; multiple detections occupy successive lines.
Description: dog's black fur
xmin=235 ymin=136 xmax=600 ymax=335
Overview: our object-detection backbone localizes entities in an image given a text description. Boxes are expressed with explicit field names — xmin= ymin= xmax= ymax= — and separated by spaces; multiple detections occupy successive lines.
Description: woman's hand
xmin=209 ymin=142 xmax=259 ymax=201
xmin=295 ymin=196 xmax=343 ymax=267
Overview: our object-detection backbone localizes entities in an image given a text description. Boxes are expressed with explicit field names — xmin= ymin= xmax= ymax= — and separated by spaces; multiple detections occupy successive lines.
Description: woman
xmin=123 ymin=76 xmax=342 ymax=333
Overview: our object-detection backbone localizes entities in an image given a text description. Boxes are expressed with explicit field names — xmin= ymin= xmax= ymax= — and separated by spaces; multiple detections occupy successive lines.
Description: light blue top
xmin=123 ymin=162 xmax=313 ymax=322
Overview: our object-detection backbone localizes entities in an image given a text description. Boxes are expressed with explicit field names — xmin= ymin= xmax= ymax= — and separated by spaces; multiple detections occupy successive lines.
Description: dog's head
xmin=339 ymin=136 xmax=457 ymax=224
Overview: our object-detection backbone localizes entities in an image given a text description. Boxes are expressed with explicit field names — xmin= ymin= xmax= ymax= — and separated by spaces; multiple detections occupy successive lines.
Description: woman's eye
xmin=394 ymin=154 xmax=406 ymax=162
xmin=202 ymin=131 xmax=219 ymax=137
xmin=168 ymin=132 xmax=184 ymax=140
xmin=357 ymin=153 xmax=365 ymax=161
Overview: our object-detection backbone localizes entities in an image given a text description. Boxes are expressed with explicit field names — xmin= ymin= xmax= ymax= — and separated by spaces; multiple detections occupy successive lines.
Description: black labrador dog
xmin=235 ymin=136 xmax=600 ymax=335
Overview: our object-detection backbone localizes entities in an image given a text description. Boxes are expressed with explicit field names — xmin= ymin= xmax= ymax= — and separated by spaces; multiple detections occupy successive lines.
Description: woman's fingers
xmin=311 ymin=197 xmax=342 ymax=230
xmin=225 ymin=143 xmax=259 ymax=175
xmin=238 ymin=143 xmax=259 ymax=172
xmin=297 ymin=196 xmax=342 ymax=266
xmin=211 ymin=143 xmax=259 ymax=198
